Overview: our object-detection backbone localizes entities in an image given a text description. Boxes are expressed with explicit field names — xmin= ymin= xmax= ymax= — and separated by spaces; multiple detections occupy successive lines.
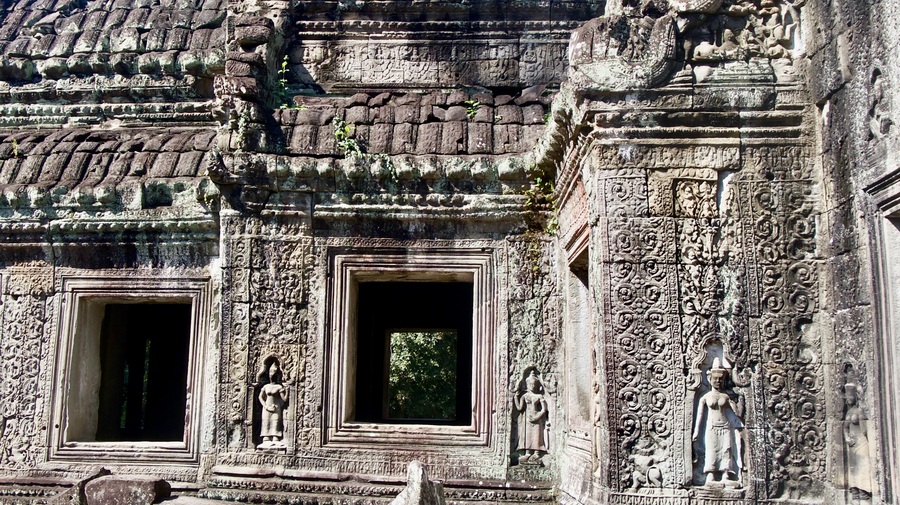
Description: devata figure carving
xmin=692 ymin=358 xmax=743 ymax=487
xmin=514 ymin=369 xmax=549 ymax=465
xmin=842 ymin=382 xmax=872 ymax=500
xmin=257 ymin=358 xmax=288 ymax=450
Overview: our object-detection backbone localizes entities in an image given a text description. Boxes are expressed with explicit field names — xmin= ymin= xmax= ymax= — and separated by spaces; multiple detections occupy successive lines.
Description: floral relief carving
xmin=0 ymin=291 xmax=46 ymax=469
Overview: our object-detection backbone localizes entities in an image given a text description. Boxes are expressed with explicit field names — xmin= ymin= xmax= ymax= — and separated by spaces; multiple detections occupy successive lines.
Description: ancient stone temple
xmin=0 ymin=0 xmax=898 ymax=503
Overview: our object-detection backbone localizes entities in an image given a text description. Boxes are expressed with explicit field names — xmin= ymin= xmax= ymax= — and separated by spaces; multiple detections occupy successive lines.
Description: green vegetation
xmin=275 ymin=55 xmax=306 ymax=110
xmin=236 ymin=108 xmax=250 ymax=151
xmin=276 ymin=55 xmax=291 ymax=109
xmin=464 ymin=99 xmax=481 ymax=119
xmin=523 ymin=175 xmax=558 ymax=235
xmin=522 ymin=174 xmax=558 ymax=273
xmin=387 ymin=331 xmax=457 ymax=420
xmin=332 ymin=117 xmax=362 ymax=157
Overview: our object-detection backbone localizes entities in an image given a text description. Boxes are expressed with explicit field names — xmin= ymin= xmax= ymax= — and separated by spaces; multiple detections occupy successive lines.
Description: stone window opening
xmin=51 ymin=276 xmax=210 ymax=463
xmin=355 ymin=281 xmax=473 ymax=425
xmin=325 ymin=250 xmax=495 ymax=448
xmin=93 ymin=303 xmax=191 ymax=442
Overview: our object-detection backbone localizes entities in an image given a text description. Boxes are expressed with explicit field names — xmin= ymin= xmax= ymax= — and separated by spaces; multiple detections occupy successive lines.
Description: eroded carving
xmin=842 ymin=374 xmax=872 ymax=502
xmin=627 ymin=438 xmax=665 ymax=491
xmin=256 ymin=356 xmax=288 ymax=451
xmin=513 ymin=369 xmax=550 ymax=466
xmin=868 ymin=68 xmax=893 ymax=141
xmin=568 ymin=14 xmax=677 ymax=92
xmin=390 ymin=461 xmax=446 ymax=505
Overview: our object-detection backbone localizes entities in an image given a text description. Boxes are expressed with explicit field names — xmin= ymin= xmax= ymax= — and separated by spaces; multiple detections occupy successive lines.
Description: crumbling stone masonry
xmin=0 ymin=0 xmax=898 ymax=504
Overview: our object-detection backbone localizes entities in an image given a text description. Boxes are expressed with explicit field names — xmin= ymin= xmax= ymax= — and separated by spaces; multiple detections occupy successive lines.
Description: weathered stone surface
xmin=390 ymin=461 xmax=446 ymax=505
xmin=84 ymin=476 xmax=171 ymax=505
xmin=0 ymin=0 xmax=898 ymax=504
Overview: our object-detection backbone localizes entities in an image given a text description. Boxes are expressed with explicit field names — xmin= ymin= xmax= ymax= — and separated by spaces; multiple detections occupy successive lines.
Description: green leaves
xmin=464 ymin=99 xmax=481 ymax=119
xmin=332 ymin=117 xmax=362 ymax=157
xmin=387 ymin=331 xmax=457 ymax=420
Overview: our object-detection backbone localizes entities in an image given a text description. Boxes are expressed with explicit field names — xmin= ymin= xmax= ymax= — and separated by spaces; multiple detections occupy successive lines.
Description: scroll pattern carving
xmin=584 ymin=134 xmax=821 ymax=500
xmin=598 ymin=201 xmax=682 ymax=489
xmin=0 ymin=272 xmax=48 ymax=469
xmin=220 ymin=214 xmax=312 ymax=455
xmin=737 ymin=147 xmax=823 ymax=499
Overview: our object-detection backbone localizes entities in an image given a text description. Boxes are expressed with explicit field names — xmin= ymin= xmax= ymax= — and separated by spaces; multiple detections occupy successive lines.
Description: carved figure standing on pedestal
xmin=514 ymin=369 xmax=549 ymax=464
xmin=842 ymin=382 xmax=872 ymax=501
xmin=692 ymin=358 xmax=743 ymax=487
xmin=257 ymin=359 xmax=288 ymax=449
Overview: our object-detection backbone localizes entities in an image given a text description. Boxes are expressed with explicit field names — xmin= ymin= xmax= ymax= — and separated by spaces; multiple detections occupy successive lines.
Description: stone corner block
xmin=84 ymin=475 xmax=172 ymax=505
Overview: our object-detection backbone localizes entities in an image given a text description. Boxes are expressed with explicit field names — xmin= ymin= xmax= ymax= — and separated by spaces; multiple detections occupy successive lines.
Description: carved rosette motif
xmin=592 ymin=168 xmax=684 ymax=491
xmin=577 ymin=121 xmax=821 ymax=500
xmin=737 ymin=146 xmax=824 ymax=499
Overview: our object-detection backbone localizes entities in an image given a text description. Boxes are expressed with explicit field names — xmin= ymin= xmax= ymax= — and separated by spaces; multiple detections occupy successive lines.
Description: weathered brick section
xmin=273 ymin=91 xmax=551 ymax=157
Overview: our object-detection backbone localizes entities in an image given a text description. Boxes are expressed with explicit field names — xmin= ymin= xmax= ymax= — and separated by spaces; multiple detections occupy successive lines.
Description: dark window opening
xmin=96 ymin=303 xmax=191 ymax=442
xmin=355 ymin=282 xmax=473 ymax=425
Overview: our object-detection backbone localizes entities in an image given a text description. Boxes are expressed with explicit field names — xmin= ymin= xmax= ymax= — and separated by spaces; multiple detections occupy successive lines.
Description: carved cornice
xmin=294 ymin=19 xmax=586 ymax=35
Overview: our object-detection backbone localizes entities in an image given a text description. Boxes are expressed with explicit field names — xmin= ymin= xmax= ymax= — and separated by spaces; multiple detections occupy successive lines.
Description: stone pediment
xmin=567 ymin=14 xmax=678 ymax=93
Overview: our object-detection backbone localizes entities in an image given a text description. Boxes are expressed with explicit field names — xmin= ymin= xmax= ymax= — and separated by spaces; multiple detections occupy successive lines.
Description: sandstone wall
xmin=0 ymin=0 xmax=898 ymax=503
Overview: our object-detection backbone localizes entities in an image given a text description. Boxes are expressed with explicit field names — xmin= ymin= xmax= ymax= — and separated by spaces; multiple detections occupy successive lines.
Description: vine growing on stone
xmin=332 ymin=117 xmax=362 ymax=157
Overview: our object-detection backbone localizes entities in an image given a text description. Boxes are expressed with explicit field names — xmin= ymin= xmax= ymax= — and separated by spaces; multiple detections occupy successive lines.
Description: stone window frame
xmin=868 ymin=168 xmax=900 ymax=499
xmin=324 ymin=249 xmax=495 ymax=448
xmin=48 ymin=274 xmax=211 ymax=463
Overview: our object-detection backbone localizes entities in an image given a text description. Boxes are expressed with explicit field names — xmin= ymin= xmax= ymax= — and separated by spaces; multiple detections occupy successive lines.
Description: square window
xmin=355 ymin=281 xmax=472 ymax=424
xmin=325 ymin=250 xmax=495 ymax=448
xmin=50 ymin=275 xmax=210 ymax=463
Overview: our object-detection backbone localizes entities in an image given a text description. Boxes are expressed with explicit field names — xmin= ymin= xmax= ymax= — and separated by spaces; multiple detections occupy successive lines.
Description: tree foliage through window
xmin=387 ymin=331 xmax=457 ymax=420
